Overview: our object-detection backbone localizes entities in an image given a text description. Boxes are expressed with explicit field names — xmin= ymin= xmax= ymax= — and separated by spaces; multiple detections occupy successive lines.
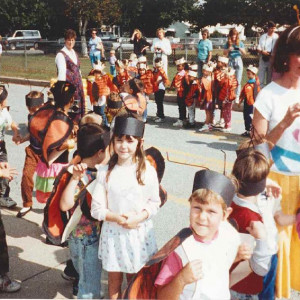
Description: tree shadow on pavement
xmin=187 ymin=140 xmax=238 ymax=152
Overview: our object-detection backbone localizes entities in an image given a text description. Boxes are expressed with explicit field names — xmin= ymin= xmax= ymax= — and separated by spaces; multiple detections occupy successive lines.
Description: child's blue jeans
xmin=69 ymin=234 xmax=102 ymax=299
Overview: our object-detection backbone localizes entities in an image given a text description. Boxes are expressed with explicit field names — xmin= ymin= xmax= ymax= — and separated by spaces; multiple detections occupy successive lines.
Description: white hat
xmin=138 ymin=56 xmax=147 ymax=63
xmin=202 ymin=64 xmax=214 ymax=73
xmin=138 ymin=63 xmax=147 ymax=70
xmin=155 ymin=60 xmax=163 ymax=68
xmin=93 ymin=61 xmax=105 ymax=71
xmin=247 ymin=65 xmax=258 ymax=75
xmin=218 ymin=56 xmax=229 ymax=64
xmin=190 ymin=64 xmax=198 ymax=71
xmin=175 ymin=57 xmax=186 ymax=65
xmin=129 ymin=53 xmax=137 ymax=61
xmin=188 ymin=70 xmax=198 ymax=77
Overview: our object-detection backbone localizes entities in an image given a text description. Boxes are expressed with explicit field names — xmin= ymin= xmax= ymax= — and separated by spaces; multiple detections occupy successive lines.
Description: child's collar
xmin=248 ymin=78 xmax=256 ymax=84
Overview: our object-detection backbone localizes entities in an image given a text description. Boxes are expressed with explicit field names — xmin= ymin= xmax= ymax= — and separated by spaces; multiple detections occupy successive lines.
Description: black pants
xmin=243 ymin=101 xmax=253 ymax=131
xmin=0 ymin=142 xmax=9 ymax=199
xmin=154 ymin=89 xmax=165 ymax=118
xmin=0 ymin=210 xmax=9 ymax=275
xmin=177 ymin=94 xmax=186 ymax=120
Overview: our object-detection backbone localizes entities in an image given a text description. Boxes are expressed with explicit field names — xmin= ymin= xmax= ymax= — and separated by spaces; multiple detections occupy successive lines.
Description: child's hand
xmin=116 ymin=215 xmax=127 ymax=225
xmin=179 ymin=260 xmax=203 ymax=285
xmin=0 ymin=162 xmax=18 ymax=180
xmin=72 ymin=163 xmax=87 ymax=181
xmin=266 ymin=178 xmax=282 ymax=199
xmin=246 ymin=221 xmax=267 ymax=240
xmin=236 ymin=243 xmax=253 ymax=262
xmin=121 ymin=214 xmax=140 ymax=229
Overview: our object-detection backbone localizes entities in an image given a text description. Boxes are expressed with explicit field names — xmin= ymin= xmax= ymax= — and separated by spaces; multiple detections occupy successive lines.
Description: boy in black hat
xmin=0 ymin=85 xmax=21 ymax=208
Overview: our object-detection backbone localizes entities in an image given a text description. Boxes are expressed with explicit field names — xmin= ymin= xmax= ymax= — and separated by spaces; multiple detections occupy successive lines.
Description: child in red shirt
xmin=171 ymin=57 xmax=187 ymax=127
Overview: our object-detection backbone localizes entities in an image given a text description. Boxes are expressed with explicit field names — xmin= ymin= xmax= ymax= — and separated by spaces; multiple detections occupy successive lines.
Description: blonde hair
xmin=156 ymin=28 xmax=165 ymax=37
xmin=189 ymin=189 xmax=228 ymax=214
xmin=80 ymin=112 xmax=102 ymax=126
xmin=134 ymin=29 xmax=142 ymax=39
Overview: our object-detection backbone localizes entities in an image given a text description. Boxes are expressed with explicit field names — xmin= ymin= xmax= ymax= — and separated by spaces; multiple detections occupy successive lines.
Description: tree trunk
xmin=78 ymin=17 xmax=88 ymax=57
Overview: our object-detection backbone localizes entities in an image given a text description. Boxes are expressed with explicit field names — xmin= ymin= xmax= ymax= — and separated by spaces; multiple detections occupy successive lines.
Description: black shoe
xmin=62 ymin=260 xmax=79 ymax=282
xmin=241 ymin=131 xmax=250 ymax=137
xmin=16 ymin=207 xmax=32 ymax=218
xmin=184 ymin=122 xmax=196 ymax=129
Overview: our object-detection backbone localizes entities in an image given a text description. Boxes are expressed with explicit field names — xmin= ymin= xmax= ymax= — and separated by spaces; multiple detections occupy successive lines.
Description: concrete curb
xmin=0 ymin=76 xmax=243 ymax=112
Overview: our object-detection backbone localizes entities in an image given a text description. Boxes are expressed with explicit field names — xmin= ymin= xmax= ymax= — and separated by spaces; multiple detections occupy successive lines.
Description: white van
xmin=6 ymin=30 xmax=41 ymax=50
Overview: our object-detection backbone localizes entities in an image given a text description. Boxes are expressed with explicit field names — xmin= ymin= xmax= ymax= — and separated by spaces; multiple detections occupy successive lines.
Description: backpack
xmin=122 ymin=228 xmax=193 ymax=299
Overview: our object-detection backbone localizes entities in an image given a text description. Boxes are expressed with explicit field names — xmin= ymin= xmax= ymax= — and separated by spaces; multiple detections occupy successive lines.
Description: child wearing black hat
xmin=91 ymin=112 xmax=160 ymax=299
xmin=230 ymin=148 xmax=295 ymax=300
xmin=17 ymin=91 xmax=44 ymax=218
xmin=59 ymin=123 xmax=110 ymax=299
xmin=0 ymin=85 xmax=21 ymax=208
xmin=33 ymin=81 xmax=76 ymax=204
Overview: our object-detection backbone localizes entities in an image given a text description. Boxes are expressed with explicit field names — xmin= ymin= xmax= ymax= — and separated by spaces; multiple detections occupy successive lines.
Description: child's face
xmin=189 ymin=198 xmax=229 ymax=241
xmin=114 ymin=135 xmax=139 ymax=163
xmin=247 ymin=70 xmax=255 ymax=80
xmin=121 ymin=81 xmax=133 ymax=94
xmin=0 ymin=99 xmax=8 ymax=109
xmin=189 ymin=75 xmax=196 ymax=81
xmin=138 ymin=69 xmax=146 ymax=76
xmin=94 ymin=71 xmax=102 ymax=80
xmin=202 ymin=69 xmax=211 ymax=78
xmin=110 ymin=52 xmax=115 ymax=56
xmin=177 ymin=64 xmax=184 ymax=71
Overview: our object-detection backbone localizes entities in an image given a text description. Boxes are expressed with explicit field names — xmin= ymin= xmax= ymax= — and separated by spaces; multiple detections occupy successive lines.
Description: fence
xmin=0 ymin=38 xmax=260 ymax=85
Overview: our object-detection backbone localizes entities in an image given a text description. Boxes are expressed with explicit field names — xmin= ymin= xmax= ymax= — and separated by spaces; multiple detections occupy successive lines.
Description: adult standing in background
xmin=195 ymin=28 xmax=212 ymax=78
xmin=130 ymin=29 xmax=151 ymax=57
xmin=55 ymin=29 xmax=85 ymax=119
xmin=151 ymin=28 xmax=172 ymax=76
xmin=223 ymin=28 xmax=246 ymax=100
xmin=252 ymin=25 xmax=300 ymax=299
xmin=88 ymin=28 xmax=105 ymax=67
xmin=257 ymin=21 xmax=278 ymax=88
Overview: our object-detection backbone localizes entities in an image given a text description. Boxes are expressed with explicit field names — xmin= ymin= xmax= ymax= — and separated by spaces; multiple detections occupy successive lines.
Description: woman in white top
xmin=151 ymin=28 xmax=172 ymax=75
xmin=252 ymin=24 xmax=300 ymax=299
xmin=55 ymin=29 xmax=85 ymax=119
xmin=88 ymin=28 xmax=105 ymax=67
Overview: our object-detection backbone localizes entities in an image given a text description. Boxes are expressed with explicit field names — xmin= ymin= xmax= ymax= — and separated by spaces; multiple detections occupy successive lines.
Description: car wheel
xmin=10 ymin=43 xmax=16 ymax=50
xmin=34 ymin=42 xmax=39 ymax=50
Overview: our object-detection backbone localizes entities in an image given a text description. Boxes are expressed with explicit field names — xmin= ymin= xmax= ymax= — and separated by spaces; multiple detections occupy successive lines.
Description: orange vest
xmin=171 ymin=71 xmax=186 ymax=97
xmin=218 ymin=74 xmax=238 ymax=102
xmin=114 ymin=70 xmax=130 ymax=90
xmin=153 ymin=68 xmax=169 ymax=93
xmin=140 ymin=70 xmax=154 ymax=95
xmin=185 ymin=79 xmax=201 ymax=107
xmin=200 ymin=77 xmax=213 ymax=103
xmin=87 ymin=74 xmax=117 ymax=104
xmin=240 ymin=77 xmax=261 ymax=106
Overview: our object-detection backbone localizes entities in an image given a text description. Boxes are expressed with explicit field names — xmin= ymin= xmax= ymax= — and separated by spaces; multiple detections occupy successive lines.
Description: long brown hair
xmin=106 ymin=135 xmax=146 ymax=185
xmin=228 ymin=28 xmax=240 ymax=47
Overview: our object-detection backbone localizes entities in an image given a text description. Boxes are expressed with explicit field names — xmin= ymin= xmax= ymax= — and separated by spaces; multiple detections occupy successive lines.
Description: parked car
xmin=38 ymin=38 xmax=82 ymax=54
xmin=5 ymin=30 xmax=41 ymax=50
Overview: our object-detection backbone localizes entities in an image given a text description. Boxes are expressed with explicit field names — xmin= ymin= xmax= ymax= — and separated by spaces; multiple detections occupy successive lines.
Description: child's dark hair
xmin=232 ymin=148 xmax=270 ymax=185
xmin=0 ymin=85 xmax=8 ymax=104
xmin=106 ymin=110 xmax=146 ymax=185
xmin=154 ymin=57 xmax=162 ymax=64
xmin=77 ymin=123 xmax=107 ymax=159
xmin=184 ymin=62 xmax=190 ymax=71
xmin=128 ymin=78 xmax=144 ymax=95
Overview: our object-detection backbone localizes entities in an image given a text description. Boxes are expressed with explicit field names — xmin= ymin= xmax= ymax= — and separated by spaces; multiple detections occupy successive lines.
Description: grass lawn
xmin=0 ymin=50 xmax=259 ymax=87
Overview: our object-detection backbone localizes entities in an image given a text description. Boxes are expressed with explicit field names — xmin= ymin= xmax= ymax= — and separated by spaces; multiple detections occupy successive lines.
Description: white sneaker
xmin=173 ymin=120 xmax=183 ymax=127
xmin=198 ymin=124 xmax=211 ymax=132
xmin=221 ymin=127 xmax=232 ymax=133
xmin=213 ymin=119 xmax=225 ymax=128
xmin=155 ymin=117 xmax=165 ymax=123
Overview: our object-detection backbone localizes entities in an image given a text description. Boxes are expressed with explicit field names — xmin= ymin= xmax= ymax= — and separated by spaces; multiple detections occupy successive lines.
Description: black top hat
xmin=50 ymin=81 xmax=76 ymax=107
xmin=25 ymin=94 xmax=44 ymax=108
xmin=113 ymin=116 xmax=144 ymax=137
xmin=192 ymin=170 xmax=235 ymax=207
xmin=77 ymin=124 xmax=110 ymax=159
xmin=0 ymin=85 xmax=8 ymax=103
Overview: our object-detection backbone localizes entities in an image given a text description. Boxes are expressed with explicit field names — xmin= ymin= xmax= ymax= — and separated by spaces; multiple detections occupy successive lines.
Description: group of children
xmin=90 ymin=49 xmax=261 ymax=138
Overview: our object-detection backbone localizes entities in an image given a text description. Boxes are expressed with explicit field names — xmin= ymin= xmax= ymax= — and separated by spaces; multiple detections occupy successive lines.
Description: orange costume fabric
xmin=153 ymin=68 xmax=169 ymax=93
xmin=114 ymin=70 xmax=131 ymax=90
xmin=184 ymin=79 xmax=201 ymax=107
xmin=200 ymin=77 xmax=213 ymax=104
xmin=218 ymin=74 xmax=238 ymax=102
xmin=239 ymin=76 xmax=261 ymax=106
xmin=171 ymin=71 xmax=186 ymax=97
xmin=140 ymin=70 xmax=154 ymax=95
xmin=87 ymin=74 xmax=117 ymax=104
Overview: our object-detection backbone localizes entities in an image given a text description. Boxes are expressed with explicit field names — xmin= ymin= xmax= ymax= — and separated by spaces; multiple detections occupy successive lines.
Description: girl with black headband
xmin=91 ymin=112 xmax=160 ymax=299
xmin=231 ymin=148 xmax=296 ymax=300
